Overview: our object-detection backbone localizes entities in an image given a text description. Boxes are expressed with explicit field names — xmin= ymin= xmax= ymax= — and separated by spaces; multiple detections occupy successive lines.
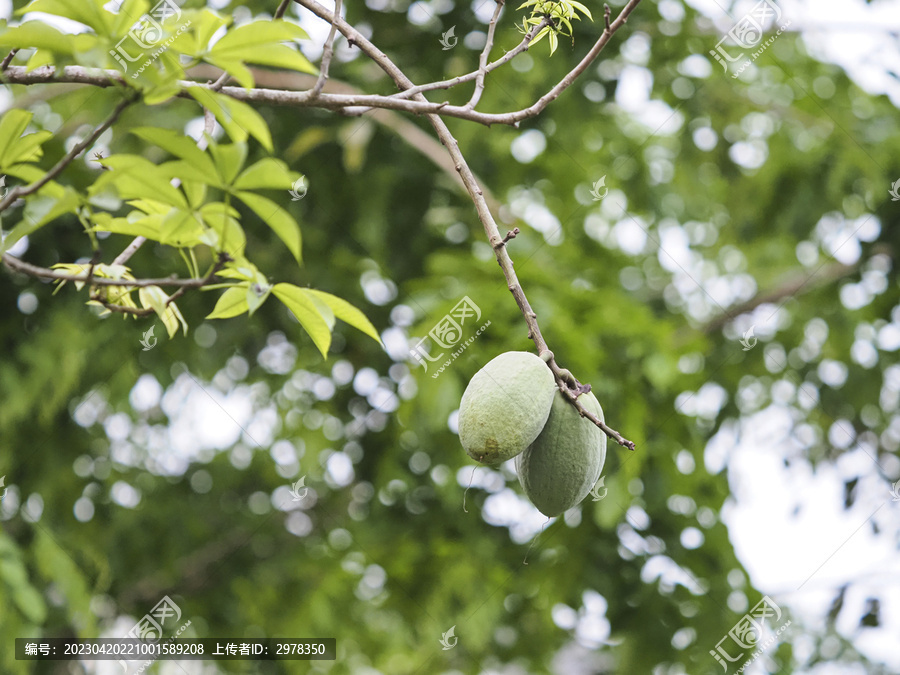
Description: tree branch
xmin=0 ymin=94 xmax=135 ymax=214
xmin=185 ymin=64 xmax=502 ymax=212
xmin=274 ymin=0 xmax=291 ymax=20
xmin=1 ymin=253 xmax=217 ymax=288
xmin=466 ymin=0 xmax=505 ymax=110
xmin=387 ymin=18 xmax=549 ymax=102
xmin=309 ymin=0 xmax=341 ymax=99
xmin=0 ymin=48 xmax=19 ymax=71
xmin=293 ymin=0 xmax=639 ymax=449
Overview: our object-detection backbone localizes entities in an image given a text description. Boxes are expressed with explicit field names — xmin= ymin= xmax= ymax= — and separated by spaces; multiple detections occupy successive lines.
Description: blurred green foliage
xmin=1 ymin=0 xmax=898 ymax=673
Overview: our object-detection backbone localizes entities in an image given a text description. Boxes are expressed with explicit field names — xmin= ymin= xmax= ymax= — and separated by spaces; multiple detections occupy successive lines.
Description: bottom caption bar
xmin=16 ymin=638 xmax=336 ymax=660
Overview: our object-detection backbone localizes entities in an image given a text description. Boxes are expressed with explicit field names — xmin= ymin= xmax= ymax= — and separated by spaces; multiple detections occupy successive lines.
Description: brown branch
xmin=310 ymin=0 xmax=341 ymax=99
xmin=0 ymin=0 xmax=640 ymax=130
xmin=1 ymin=254 xmax=215 ymax=288
xmin=274 ymin=0 xmax=291 ymax=19
xmin=497 ymin=227 xmax=520 ymax=246
xmin=4 ymin=51 xmax=641 ymax=127
xmin=293 ymin=0 xmax=640 ymax=449
xmin=185 ymin=64 xmax=501 ymax=212
xmin=111 ymin=237 xmax=147 ymax=266
xmin=388 ymin=18 xmax=550 ymax=102
xmin=88 ymin=255 xmax=229 ymax=316
xmin=0 ymin=94 xmax=135 ymax=214
xmin=0 ymin=49 xmax=19 ymax=71
xmin=466 ymin=0 xmax=505 ymax=110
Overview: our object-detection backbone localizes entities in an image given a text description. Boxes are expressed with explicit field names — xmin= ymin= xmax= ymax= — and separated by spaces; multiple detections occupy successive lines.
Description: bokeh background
xmin=1 ymin=0 xmax=899 ymax=672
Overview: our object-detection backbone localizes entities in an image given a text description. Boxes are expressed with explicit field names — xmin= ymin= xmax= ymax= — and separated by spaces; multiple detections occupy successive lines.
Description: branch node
xmin=500 ymin=227 xmax=519 ymax=245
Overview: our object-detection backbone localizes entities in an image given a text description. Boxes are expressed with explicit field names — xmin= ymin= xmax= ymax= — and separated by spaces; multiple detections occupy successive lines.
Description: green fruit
xmin=516 ymin=390 xmax=607 ymax=517
xmin=458 ymin=351 xmax=557 ymax=464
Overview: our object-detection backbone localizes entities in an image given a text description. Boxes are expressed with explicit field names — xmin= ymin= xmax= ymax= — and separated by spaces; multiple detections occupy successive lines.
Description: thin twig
xmin=309 ymin=0 xmax=342 ymax=99
xmin=0 ymin=49 xmax=19 ymax=71
xmin=495 ymin=227 xmax=519 ymax=248
xmin=209 ymin=71 xmax=230 ymax=92
xmin=1 ymin=254 xmax=215 ymax=288
xmin=88 ymin=254 xmax=229 ymax=315
xmin=186 ymin=64 xmax=502 ymax=212
xmin=274 ymin=0 xmax=291 ymax=19
xmin=3 ymin=55 xmax=636 ymax=127
xmin=0 ymin=94 xmax=136 ymax=214
xmin=112 ymin=237 xmax=147 ymax=266
xmin=390 ymin=18 xmax=550 ymax=102
xmin=466 ymin=0 xmax=505 ymax=110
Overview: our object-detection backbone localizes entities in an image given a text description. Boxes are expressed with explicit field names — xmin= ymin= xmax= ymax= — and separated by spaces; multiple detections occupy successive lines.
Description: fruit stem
xmin=542 ymin=353 xmax=637 ymax=452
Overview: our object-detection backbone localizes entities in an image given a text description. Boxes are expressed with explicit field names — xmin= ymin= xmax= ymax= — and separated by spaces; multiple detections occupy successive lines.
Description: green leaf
xmin=131 ymin=127 xmax=219 ymax=179
xmin=139 ymin=286 xmax=188 ymax=337
xmin=0 ymin=110 xmax=33 ymax=164
xmin=158 ymin=209 xmax=205 ymax=247
xmin=191 ymin=10 xmax=229 ymax=54
xmin=206 ymin=21 xmax=315 ymax=86
xmin=19 ymin=0 xmax=113 ymax=35
xmin=210 ymin=19 xmax=309 ymax=54
xmin=91 ymin=155 xmax=187 ymax=207
xmin=158 ymin=159 xmax=220 ymax=186
xmin=200 ymin=203 xmax=246 ymax=257
xmin=2 ymin=187 xmax=81 ymax=253
xmin=90 ymin=212 xmax=163 ymax=240
xmin=211 ymin=44 xmax=316 ymax=77
xmin=234 ymin=191 xmax=302 ymax=263
xmin=245 ymin=282 xmax=271 ymax=316
xmin=567 ymin=0 xmax=593 ymax=20
xmin=218 ymin=97 xmax=273 ymax=152
xmin=233 ymin=158 xmax=296 ymax=191
xmin=186 ymin=88 xmax=272 ymax=151
xmin=203 ymin=56 xmax=254 ymax=89
xmin=272 ymin=283 xmax=332 ymax=357
xmin=206 ymin=285 xmax=249 ymax=319
xmin=208 ymin=141 xmax=248 ymax=185
xmin=304 ymin=289 xmax=382 ymax=345
xmin=25 ymin=48 xmax=55 ymax=71
xmin=0 ymin=21 xmax=75 ymax=53
xmin=111 ymin=0 xmax=149 ymax=37
xmin=5 ymin=129 xmax=53 ymax=166
xmin=181 ymin=180 xmax=208 ymax=209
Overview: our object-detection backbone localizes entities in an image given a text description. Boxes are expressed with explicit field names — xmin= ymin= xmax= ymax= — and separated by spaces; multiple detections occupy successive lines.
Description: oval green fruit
xmin=516 ymin=390 xmax=607 ymax=517
xmin=458 ymin=351 xmax=557 ymax=464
